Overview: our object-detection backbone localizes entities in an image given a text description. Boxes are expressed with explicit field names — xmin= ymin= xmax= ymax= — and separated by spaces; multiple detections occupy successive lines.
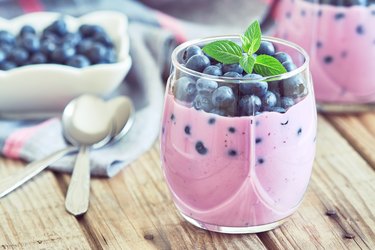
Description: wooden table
xmin=0 ymin=114 xmax=374 ymax=249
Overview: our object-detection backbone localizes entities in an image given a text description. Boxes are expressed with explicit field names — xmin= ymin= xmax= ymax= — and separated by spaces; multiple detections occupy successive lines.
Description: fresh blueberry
xmin=76 ymin=39 xmax=94 ymax=54
xmin=86 ymin=43 xmax=107 ymax=64
xmin=79 ymin=24 xmax=105 ymax=38
xmin=239 ymin=95 xmax=262 ymax=115
xmin=196 ymin=78 xmax=218 ymax=95
xmin=203 ymin=65 xmax=222 ymax=76
xmin=41 ymin=32 xmax=59 ymax=44
xmin=21 ymin=34 xmax=40 ymax=53
xmin=223 ymin=71 xmax=242 ymax=78
xmin=103 ymin=48 xmax=117 ymax=63
xmin=66 ymin=55 xmax=90 ymax=68
xmin=40 ymin=40 xmax=57 ymax=57
xmin=183 ymin=45 xmax=203 ymax=62
xmin=175 ymin=76 xmax=197 ymax=102
xmin=8 ymin=47 xmax=29 ymax=66
xmin=193 ymin=94 xmax=214 ymax=112
xmin=62 ymin=32 xmax=82 ymax=47
xmin=185 ymin=54 xmax=210 ymax=72
xmin=45 ymin=18 xmax=68 ymax=37
xmin=256 ymin=41 xmax=275 ymax=56
xmin=274 ymin=52 xmax=292 ymax=64
xmin=222 ymin=63 xmax=243 ymax=74
xmin=211 ymin=86 xmax=235 ymax=108
xmin=51 ymin=45 xmax=75 ymax=64
xmin=19 ymin=25 xmax=36 ymax=37
xmin=209 ymin=108 xmax=227 ymax=116
xmin=240 ymin=74 xmax=268 ymax=96
xmin=0 ymin=31 xmax=16 ymax=45
xmin=0 ymin=61 xmax=17 ymax=70
xmin=281 ymin=75 xmax=305 ymax=97
xmin=0 ymin=49 xmax=5 ymax=63
xmin=92 ymin=32 xmax=114 ymax=48
xmin=261 ymin=91 xmax=277 ymax=111
xmin=267 ymin=106 xmax=286 ymax=113
xmin=282 ymin=61 xmax=297 ymax=72
xmin=0 ymin=43 xmax=12 ymax=56
xmin=280 ymin=97 xmax=295 ymax=109
xmin=215 ymin=63 xmax=223 ymax=69
xmin=29 ymin=52 xmax=47 ymax=64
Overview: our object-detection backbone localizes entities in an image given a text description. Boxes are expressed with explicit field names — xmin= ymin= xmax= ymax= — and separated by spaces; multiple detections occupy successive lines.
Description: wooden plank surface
xmin=0 ymin=114 xmax=374 ymax=249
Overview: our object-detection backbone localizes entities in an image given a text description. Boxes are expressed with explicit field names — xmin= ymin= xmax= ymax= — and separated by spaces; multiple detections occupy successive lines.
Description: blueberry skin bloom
xmin=240 ymin=74 xmax=268 ymax=97
xmin=175 ymin=76 xmax=197 ymax=103
xmin=183 ymin=45 xmax=203 ymax=62
xmin=203 ymin=65 xmax=222 ymax=76
xmin=257 ymin=41 xmax=275 ymax=56
xmin=185 ymin=54 xmax=210 ymax=72
xmin=196 ymin=78 xmax=218 ymax=95
xmin=239 ymin=95 xmax=262 ymax=115
xmin=274 ymin=52 xmax=292 ymax=64
xmin=211 ymin=86 xmax=235 ymax=108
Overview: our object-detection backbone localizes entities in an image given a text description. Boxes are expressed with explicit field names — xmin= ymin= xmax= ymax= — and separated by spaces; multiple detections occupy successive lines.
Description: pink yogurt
xmin=274 ymin=0 xmax=375 ymax=103
xmin=160 ymin=91 xmax=317 ymax=227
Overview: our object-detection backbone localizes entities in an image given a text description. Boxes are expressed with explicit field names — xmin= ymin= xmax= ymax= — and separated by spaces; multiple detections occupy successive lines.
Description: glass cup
xmin=272 ymin=0 xmax=375 ymax=112
xmin=160 ymin=36 xmax=317 ymax=233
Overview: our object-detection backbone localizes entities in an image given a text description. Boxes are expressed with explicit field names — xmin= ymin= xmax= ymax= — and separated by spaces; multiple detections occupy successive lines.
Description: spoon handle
xmin=65 ymin=146 xmax=90 ymax=216
xmin=0 ymin=146 xmax=77 ymax=199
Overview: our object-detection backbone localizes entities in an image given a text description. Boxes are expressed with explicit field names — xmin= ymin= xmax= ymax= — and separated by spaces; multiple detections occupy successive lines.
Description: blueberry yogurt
xmin=274 ymin=0 xmax=375 ymax=110
xmin=160 ymin=35 xmax=317 ymax=233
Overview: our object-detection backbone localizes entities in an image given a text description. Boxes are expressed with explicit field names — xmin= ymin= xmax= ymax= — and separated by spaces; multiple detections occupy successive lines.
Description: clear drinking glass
xmin=272 ymin=0 xmax=375 ymax=112
xmin=160 ymin=36 xmax=317 ymax=233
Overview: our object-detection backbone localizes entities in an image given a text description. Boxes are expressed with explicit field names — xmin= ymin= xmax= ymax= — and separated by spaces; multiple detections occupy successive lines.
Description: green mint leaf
xmin=244 ymin=20 xmax=261 ymax=54
xmin=202 ymin=40 xmax=242 ymax=64
xmin=240 ymin=35 xmax=251 ymax=53
xmin=239 ymin=54 xmax=255 ymax=74
xmin=248 ymin=37 xmax=260 ymax=56
xmin=254 ymin=55 xmax=287 ymax=76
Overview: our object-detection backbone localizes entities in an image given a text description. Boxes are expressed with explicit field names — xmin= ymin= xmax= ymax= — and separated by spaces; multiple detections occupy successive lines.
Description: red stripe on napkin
xmin=18 ymin=0 xmax=44 ymax=13
xmin=155 ymin=11 xmax=187 ymax=43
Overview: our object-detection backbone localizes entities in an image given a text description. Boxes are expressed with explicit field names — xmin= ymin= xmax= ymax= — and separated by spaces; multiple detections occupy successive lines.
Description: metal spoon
xmin=63 ymin=95 xmax=134 ymax=216
xmin=0 ymin=95 xmax=134 ymax=199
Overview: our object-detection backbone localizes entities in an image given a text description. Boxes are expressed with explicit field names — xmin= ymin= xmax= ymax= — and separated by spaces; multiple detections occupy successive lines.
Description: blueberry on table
xmin=79 ymin=24 xmax=105 ymax=38
xmin=203 ymin=65 xmax=222 ymax=76
xmin=0 ymin=31 xmax=16 ymax=45
xmin=45 ymin=18 xmax=68 ymax=37
xmin=240 ymin=74 xmax=268 ymax=96
xmin=193 ymin=94 xmax=214 ymax=112
xmin=281 ymin=75 xmax=306 ymax=97
xmin=212 ymin=86 xmax=235 ymax=108
xmin=186 ymin=54 xmax=210 ymax=72
xmin=261 ymin=91 xmax=277 ymax=111
xmin=222 ymin=63 xmax=243 ymax=74
xmin=196 ymin=78 xmax=218 ymax=95
xmin=19 ymin=25 xmax=36 ymax=37
xmin=256 ymin=41 xmax=275 ymax=56
xmin=282 ymin=61 xmax=297 ymax=72
xmin=0 ymin=61 xmax=17 ymax=70
xmin=274 ymin=52 xmax=292 ymax=64
xmin=21 ymin=34 xmax=40 ymax=53
xmin=86 ymin=43 xmax=107 ymax=64
xmin=175 ymin=76 xmax=197 ymax=103
xmin=51 ymin=45 xmax=75 ymax=64
xmin=66 ymin=55 xmax=90 ymax=68
xmin=183 ymin=45 xmax=203 ymax=62
xmin=239 ymin=95 xmax=262 ymax=115
xmin=223 ymin=71 xmax=242 ymax=78
xmin=29 ymin=52 xmax=47 ymax=64
xmin=280 ymin=97 xmax=295 ymax=109
xmin=8 ymin=47 xmax=29 ymax=66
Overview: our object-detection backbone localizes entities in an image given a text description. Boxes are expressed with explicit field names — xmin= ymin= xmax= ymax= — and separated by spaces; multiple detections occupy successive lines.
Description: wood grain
xmin=0 ymin=159 xmax=91 ymax=249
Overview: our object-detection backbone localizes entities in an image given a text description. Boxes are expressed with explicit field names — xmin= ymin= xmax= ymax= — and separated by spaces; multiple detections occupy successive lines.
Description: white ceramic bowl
xmin=0 ymin=11 xmax=131 ymax=117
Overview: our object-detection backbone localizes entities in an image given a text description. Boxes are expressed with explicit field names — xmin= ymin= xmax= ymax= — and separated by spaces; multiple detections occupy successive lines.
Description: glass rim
xmin=171 ymin=35 xmax=310 ymax=83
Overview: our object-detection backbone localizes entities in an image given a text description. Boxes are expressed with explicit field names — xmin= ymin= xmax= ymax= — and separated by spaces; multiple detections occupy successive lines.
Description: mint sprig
xmin=202 ymin=20 xmax=287 ymax=77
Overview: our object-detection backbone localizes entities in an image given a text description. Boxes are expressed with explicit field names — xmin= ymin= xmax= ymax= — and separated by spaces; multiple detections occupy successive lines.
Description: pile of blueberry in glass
xmin=174 ymin=41 xmax=307 ymax=117
xmin=0 ymin=18 xmax=117 ymax=70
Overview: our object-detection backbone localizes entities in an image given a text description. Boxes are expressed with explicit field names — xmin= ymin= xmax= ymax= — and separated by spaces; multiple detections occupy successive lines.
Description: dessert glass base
xmin=180 ymin=212 xmax=289 ymax=234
